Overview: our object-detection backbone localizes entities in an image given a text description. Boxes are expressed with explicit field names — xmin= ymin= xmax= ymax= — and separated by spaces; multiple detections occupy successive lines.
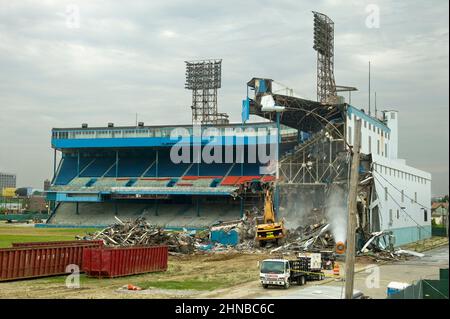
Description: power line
xmin=372 ymin=174 xmax=432 ymax=236
xmin=372 ymin=169 xmax=431 ymax=210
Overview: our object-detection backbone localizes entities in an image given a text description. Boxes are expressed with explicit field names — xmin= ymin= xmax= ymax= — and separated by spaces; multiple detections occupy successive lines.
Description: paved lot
xmin=325 ymin=245 xmax=449 ymax=299
xmin=256 ymin=245 xmax=449 ymax=299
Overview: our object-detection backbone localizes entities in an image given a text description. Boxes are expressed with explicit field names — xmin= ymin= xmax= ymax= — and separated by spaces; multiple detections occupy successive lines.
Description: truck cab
xmin=259 ymin=259 xmax=293 ymax=289
xmin=260 ymin=254 xmax=324 ymax=289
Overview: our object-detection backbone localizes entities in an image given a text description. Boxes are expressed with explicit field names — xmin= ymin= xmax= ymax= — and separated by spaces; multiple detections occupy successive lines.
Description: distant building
xmin=0 ymin=172 xmax=16 ymax=192
xmin=15 ymin=187 xmax=33 ymax=197
xmin=432 ymin=202 xmax=448 ymax=226
xmin=44 ymin=179 xmax=51 ymax=191
xmin=23 ymin=195 xmax=48 ymax=213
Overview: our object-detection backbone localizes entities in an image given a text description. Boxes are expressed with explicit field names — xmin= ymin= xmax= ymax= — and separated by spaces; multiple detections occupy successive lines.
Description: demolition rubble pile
xmin=356 ymin=230 xmax=425 ymax=262
xmin=269 ymin=222 xmax=335 ymax=254
xmin=88 ymin=217 xmax=198 ymax=254
xmin=79 ymin=216 xmax=426 ymax=260
xmin=78 ymin=216 xmax=428 ymax=261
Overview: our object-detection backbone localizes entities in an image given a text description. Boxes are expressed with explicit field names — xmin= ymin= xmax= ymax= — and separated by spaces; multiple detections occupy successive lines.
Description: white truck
xmin=259 ymin=253 xmax=324 ymax=289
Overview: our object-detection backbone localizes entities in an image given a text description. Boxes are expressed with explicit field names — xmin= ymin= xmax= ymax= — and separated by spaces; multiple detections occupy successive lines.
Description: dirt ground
xmin=0 ymin=252 xmax=274 ymax=299
xmin=1 ymin=224 xmax=446 ymax=299
xmin=0 ymin=250 xmax=376 ymax=299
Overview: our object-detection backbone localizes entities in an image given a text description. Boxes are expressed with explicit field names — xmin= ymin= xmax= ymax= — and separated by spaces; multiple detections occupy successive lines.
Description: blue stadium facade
xmin=46 ymin=78 xmax=344 ymax=228
xmin=47 ymin=120 xmax=299 ymax=227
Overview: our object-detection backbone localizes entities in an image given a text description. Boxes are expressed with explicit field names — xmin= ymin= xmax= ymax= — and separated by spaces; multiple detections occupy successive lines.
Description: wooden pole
xmin=345 ymin=119 xmax=361 ymax=299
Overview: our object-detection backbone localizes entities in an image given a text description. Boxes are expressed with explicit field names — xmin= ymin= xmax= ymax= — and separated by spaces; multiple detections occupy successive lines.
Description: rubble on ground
xmin=269 ymin=222 xmax=335 ymax=255
xmin=356 ymin=230 xmax=425 ymax=262
xmin=85 ymin=217 xmax=198 ymax=254
xmin=78 ymin=215 xmax=427 ymax=260
xmin=78 ymin=215 xmax=341 ymax=255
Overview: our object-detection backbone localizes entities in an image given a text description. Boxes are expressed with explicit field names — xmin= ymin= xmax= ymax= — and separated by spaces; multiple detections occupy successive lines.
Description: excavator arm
xmin=255 ymin=188 xmax=285 ymax=246
xmin=263 ymin=189 xmax=275 ymax=224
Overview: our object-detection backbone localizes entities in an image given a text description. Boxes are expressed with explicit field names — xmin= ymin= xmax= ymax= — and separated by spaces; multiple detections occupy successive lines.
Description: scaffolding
xmin=279 ymin=122 xmax=349 ymax=185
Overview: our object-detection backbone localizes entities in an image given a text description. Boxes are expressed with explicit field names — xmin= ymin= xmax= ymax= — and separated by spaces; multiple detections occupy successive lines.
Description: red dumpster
xmin=12 ymin=240 xmax=104 ymax=248
xmin=82 ymin=246 xmax=168 ymax=278
xmin=0 ymin=241 xmax=103 ymax=282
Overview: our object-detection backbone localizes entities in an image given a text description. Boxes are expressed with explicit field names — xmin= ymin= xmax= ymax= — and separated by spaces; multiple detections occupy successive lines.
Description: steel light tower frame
xmin=313 ymin=11 xmax=337 ymax=104
xmin=185 ymin=59 xmax=228 ymax=125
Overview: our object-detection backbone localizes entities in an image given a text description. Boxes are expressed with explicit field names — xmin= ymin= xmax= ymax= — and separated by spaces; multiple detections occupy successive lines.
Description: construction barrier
xmin=0 ymin=241 xmax=103 ymax=282
xmin=83 ymin=245 xmax=168 ymax=278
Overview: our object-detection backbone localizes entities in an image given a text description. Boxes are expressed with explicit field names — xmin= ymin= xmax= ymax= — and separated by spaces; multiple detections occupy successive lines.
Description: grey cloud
xmin=0 ymin=0 xmax=448 ymax=195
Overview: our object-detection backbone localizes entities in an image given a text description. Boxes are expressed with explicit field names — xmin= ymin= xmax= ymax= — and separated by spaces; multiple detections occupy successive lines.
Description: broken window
xmin=385 ymin=144 xmax=388 ymax=157
xmin=368 ymin=136 xmax=372 ymax=153
xmin=401 ymin=190 xmax=404 ymax=202
xmin=377 ymin=140 xmax=380 ymax=155
xmin=385 ymin=187 xmax=388 ymax=201
xmin=424 ymin=210 xmax=428 ymax=222
xmin=396 ymin=209 xmax=399 ymax=219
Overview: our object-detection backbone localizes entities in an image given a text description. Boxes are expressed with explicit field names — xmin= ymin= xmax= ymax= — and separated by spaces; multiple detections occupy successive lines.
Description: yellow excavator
xmin=255 ymin=189 xmax=286 ymax=247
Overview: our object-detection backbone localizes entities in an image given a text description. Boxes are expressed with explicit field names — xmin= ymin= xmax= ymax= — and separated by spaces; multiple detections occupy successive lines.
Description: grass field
xmin=0 ymin=223 xmax=267 ymax=298
xmin=0 ymin=225 xmax=97 ymax=248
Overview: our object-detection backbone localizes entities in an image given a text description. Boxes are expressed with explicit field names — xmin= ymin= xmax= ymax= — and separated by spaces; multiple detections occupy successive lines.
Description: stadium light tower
xmin=185 ymin=59 xmax=228 ymax=125
xmin=312 ymin=11 xmax=337 ymax=104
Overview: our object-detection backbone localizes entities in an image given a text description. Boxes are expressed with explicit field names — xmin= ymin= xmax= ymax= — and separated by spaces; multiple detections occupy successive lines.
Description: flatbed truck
xmin=259 ymin=253 xmax=324 ymax=289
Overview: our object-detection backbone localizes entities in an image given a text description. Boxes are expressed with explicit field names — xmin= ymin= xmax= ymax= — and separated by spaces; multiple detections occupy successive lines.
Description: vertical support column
xmin=196 ymin=197 xmax=200 ymax=217
xmin=240 ymin=141 xmax=244 ymax=177
xmin=115 ymin=150 xmax=119 ymax=178
xmin=240 ymin=196 xmax=244 ymax=218
xmin=275 ymin=112 xmax=281 ymax=217
xmin=156 ymin=150 xmax=159 ymax=178
xmin=76 ymin=202 xmax=79 ymax=215
xmin=77 ymin=150 xmax=80 ymax=177
xmin=53 ymin=149 xmax=57 ymax=177
xmin=155 ymin=199 xmax=159 ymax=216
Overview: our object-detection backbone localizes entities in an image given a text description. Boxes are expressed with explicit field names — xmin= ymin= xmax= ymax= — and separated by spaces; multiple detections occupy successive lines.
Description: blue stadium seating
xmin=157 ymin=152 xmax=190 ymax=177
xmin=118 ymin=157 xmax=154 ymax=177
xmin=79 ymin=157 xmax=115 ymax=177
xmin=54 ymin=156 xmax=77 ymax=185
xmin=53 ymin=149 xmax=265 ymax=186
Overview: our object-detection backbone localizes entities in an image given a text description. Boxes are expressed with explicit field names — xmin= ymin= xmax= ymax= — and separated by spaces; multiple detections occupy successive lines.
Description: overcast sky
xmin=0 ymin=0 xmax=448 ymax=195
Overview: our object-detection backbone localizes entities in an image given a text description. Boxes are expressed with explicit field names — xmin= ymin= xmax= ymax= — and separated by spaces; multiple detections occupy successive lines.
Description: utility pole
xmin=344 ymin=119 xmax=361 ymax=299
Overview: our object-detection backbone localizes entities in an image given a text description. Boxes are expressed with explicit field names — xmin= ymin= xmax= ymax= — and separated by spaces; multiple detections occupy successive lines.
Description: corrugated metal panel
xmin=82 ymin=246 xmax=168 ymax=278
xmin=0 ymin=241 xmax=103 ymax=281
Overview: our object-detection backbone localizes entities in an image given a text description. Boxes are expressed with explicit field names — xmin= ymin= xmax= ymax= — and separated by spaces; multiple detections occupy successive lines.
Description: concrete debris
xmin=269 ymin=222 xmax=335 ymax=254
xmin=358 ymin=231 xmax=425 ymax=262
xmin=77 ymin=216 xmax=365 ymax=256
xmin=395 ymin=249 xmax=425 ymax=258
xmin=89 ymin=217 xmax=197 ymax=254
